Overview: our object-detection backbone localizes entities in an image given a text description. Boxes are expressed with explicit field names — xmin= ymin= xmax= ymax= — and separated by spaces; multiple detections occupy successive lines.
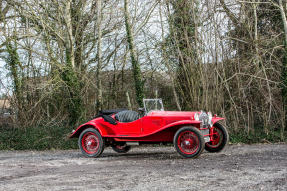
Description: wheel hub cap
xmin=184 ymin=140 xmax=190 ymax=145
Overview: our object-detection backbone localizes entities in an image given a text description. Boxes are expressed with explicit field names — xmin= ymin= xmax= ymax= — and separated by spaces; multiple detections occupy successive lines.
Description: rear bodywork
xmin=70 ymin=110 xmax=224 ymax=143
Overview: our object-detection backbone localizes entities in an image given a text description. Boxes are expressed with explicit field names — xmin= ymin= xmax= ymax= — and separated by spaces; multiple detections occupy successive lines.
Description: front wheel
xmin=174 ymin=126 xmax=205 ymax=158
xmin=205 ymin=122 xmax=229 ymax=152
xmin=78 ymin=128 xmax=104 ymax=157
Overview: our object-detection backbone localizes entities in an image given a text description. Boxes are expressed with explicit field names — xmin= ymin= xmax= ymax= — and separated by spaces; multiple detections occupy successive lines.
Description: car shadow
xmin=68 ymin=148 xmax=216 ymax=160
xmin=99 ymin=151 xmax=196 ymax=160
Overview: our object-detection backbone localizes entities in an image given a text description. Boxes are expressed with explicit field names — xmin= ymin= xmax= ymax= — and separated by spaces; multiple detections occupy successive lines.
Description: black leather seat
xmin=115 ymin=110 xmax=140 ymax=123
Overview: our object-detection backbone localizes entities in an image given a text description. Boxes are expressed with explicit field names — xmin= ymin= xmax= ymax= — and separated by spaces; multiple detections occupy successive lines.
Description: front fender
xmin=162 ymin=120 xmax=201 ymax=130
xmin=212 ymin=117 xmax=225 ymax=125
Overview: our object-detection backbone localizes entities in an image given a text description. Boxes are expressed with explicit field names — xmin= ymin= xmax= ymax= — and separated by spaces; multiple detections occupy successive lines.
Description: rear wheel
xmin=174 ymin=126 xmax=205 ymax=158
xmin=78 ymin=128 xmax=104 ymax=157
xmin=205 ymin=122 xmax=229 ymax=152
xmin=112 ymin=143 xmax=131 ymax=153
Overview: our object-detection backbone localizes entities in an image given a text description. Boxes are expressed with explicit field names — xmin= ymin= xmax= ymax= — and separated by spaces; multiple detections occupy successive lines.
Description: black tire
xmin=205 ymin=122 xmax=229 ymax=152
xmin=78 ymin=128 xmax=104 ymax=157
xmin=174 ymin=126 xmax=205 ymax=158
xmin=111 ymin=144 xmax=131 ymax=153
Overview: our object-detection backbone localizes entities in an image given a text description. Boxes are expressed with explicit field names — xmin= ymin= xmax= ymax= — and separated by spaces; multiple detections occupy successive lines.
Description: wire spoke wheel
xmin=177 ymin=131 xmax=199 ymax=155
xmin=208 ymin=127 xmax=223 ymax=148
xmin=205 ymin=122 xmax=229 ymax=153
xmin=82 ymin=132 xmax=100 ymax=154
xmin=112 ymin=143 xmax=131 ymax=153
xmin=174 ymin=126 xmax=205 ymax=158
xmin=79 ymin=128 xmax=104 ymax=157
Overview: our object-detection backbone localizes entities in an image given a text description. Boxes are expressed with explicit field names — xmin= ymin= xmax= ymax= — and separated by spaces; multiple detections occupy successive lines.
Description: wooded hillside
xmin=0 ymin=0 xmax=286 ymax=142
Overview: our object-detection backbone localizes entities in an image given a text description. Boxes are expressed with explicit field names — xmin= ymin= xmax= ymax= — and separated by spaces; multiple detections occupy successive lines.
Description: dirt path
xmin=0 ymin=144 xmax=286 ymax=191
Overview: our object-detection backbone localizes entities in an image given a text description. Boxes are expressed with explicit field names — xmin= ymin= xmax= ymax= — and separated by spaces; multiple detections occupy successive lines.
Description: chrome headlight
xmin=199 ymin=111 xmax=208 ymax=126
xmin=207 ymin=111 xmax=213 ymax=126
xmin=194 ymin=113 xmax=199 ymax=121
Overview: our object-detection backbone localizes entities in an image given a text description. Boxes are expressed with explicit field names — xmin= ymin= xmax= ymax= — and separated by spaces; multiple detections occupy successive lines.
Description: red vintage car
xmin=70 ymin=99 xmax=229 ymax=158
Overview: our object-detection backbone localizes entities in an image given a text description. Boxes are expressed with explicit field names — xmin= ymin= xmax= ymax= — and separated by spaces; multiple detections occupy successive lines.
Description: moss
xmin=124 ymin=0 xmax=144 ymax=107
xmin=60 ymin=49 xmax=84 ymax=125
xmin=5 ymin=41 xmax=23 ymax=108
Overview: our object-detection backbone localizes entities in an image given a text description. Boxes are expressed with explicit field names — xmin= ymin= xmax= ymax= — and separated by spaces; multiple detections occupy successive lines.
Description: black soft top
xmin=99 ymin=108 xmax=127 ymax=115
xmin=94 ymin=108 xmax=127 ymax=125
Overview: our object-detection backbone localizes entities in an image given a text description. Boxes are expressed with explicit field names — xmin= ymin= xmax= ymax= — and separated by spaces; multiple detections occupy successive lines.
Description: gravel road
xmin=0 ymin=144 xmax=286 ymax=191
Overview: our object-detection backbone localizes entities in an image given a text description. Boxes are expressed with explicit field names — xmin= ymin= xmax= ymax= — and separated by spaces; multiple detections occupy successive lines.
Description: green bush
xmin=229 ymin=127 xmax=287 ymax=144
xmin=0 ymin=125 xmax=78 ymax=150
xmin=0 ymin=125 xmax=286 ymax=151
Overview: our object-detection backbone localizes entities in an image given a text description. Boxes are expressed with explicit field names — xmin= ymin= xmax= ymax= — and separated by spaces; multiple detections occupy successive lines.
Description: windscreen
xmin=143 ymin=99 xmax=164 ymax=113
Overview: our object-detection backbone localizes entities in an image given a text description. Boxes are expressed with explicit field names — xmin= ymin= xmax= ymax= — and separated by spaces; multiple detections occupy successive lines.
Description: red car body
xmin=70 ymin=99 xmax=228 ymax=158
xmin=70 ymin=111 xmax=224 ymax=143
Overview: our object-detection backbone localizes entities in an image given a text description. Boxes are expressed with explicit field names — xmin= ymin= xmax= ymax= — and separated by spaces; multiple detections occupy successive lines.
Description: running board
xmin=126 ymin=142 xmax=139 ymax=146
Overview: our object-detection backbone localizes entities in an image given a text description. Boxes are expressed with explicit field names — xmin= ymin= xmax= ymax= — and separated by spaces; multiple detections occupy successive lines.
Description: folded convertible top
xmin=99 ymin=108 xmax=127 ymax=115
xmin=93 ymin=108 xmax=127 ymax=125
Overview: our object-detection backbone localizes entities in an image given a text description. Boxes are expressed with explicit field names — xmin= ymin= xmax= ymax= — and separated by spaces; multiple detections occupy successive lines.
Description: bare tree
xmin=95 ymin=0 xmax=103 ymax=112
xmin=124 ymin=0 xmax=144 ymax=107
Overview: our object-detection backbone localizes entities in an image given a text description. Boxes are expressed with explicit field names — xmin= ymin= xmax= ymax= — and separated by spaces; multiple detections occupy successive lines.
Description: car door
xmin=116 ymin=119 xmax=142 ymax=136
xmin=141 ymin=115 xmax=164 ymax=135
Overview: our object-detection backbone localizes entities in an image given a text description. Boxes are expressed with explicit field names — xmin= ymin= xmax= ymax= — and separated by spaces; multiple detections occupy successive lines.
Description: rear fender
xmin=69 ymin=121 xmax=106 ymax=138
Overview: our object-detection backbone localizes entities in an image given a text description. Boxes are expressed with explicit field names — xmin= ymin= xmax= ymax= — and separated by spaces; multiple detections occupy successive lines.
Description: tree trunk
xmin=124 ymin=0 xmax=144 ymax=107
xmin=62 ymin=48 xmax=83 ymax=125
xmin=159 ymin=1 xmax=181 ymax=111
xmin=61 ymin=0 xmax=85 ymax=124
xmin=167 ymin=0 xmax=199 ymax=110
xmin=279 ymin=0 xmax=287 ymax=140
xmin=5 ymin=41 xmax=23 ymax=113
xmin=64 ymin=0 xmax=75 ymax=68
xmin=126 ymin=91 xmax=132 ymax=110
xmin=96 ymin=0 xmax=103 ymax=112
